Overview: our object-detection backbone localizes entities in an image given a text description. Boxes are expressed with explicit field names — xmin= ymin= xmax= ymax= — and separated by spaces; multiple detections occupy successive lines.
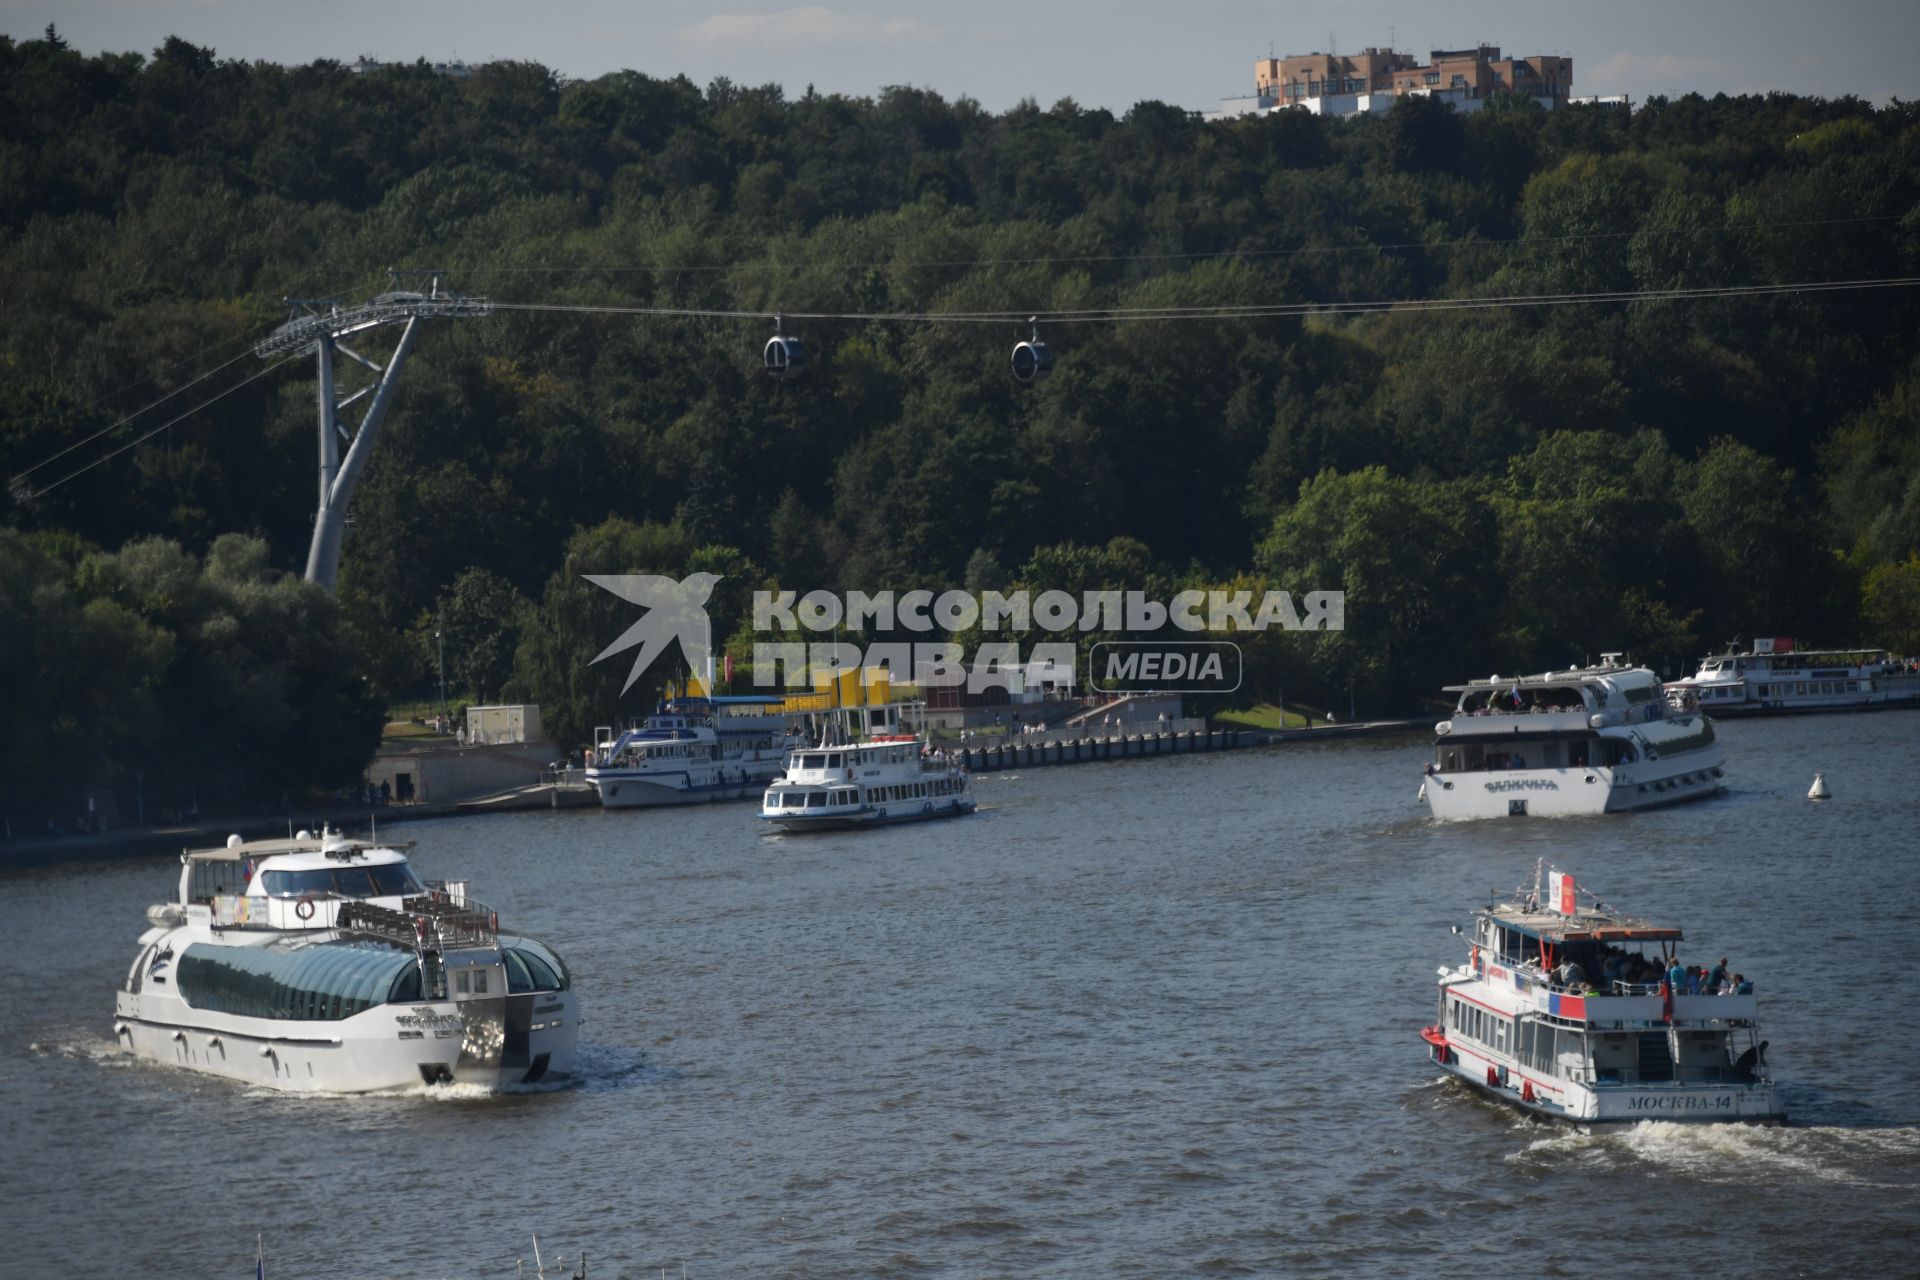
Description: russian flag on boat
xmin=1549 ymin=992 xmax=1586 ymax=1020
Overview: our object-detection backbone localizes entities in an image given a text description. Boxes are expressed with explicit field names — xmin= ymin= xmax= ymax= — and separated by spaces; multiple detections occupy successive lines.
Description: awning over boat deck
xmin=1485 ymin=903 xmax=1683 ymax=944
xmin=1443 ymin=672 xmax=1609 ymax=692
xmin=184 ymin=835 xmax=415 ymax=861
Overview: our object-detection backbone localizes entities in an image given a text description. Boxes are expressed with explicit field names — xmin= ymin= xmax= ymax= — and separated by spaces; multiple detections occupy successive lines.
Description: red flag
xmin=724 ymin=653 xmax=733 ymax=687
xmin=1660 ymin=979 xmax=1674 ymax=1024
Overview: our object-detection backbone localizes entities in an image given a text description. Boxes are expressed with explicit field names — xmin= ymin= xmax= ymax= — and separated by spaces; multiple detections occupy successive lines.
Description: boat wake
xmin=1508 ymin=1119 xmax=1920 ymax=1189
xmin=27 ymin=1035 xmax=129 ymax=1067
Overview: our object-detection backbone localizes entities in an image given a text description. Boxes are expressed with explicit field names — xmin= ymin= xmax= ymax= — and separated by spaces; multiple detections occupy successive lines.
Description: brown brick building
xmin=1215 ymin=43 xmax=1574 ymax=120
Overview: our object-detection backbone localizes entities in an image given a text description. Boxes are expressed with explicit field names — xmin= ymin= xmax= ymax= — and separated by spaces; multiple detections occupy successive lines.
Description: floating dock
xmin=951 ymin=720 xmax=1425 ymax=772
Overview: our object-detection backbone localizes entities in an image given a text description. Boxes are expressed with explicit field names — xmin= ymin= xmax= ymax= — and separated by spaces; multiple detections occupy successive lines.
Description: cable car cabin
xmin=1010 ymin=338 xmax=1054 ymax=383
xmin=764 ymin=334 xmax=808 ymax=379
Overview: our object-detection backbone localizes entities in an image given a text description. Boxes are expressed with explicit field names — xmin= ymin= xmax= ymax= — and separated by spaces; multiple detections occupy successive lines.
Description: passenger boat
xmin=1665 ymin=638 xmax=1920 ymax=716
xmin=114 ymin=828 xmax=578 ymax=1092
xmin=1423 ymin=862 xmax=1783 ymax=1124
xmin=587 ymin=695 xmax=803 ymax=808
xmin=1421 ymin=657 xmax=1725 ymax=820
xmin=760 ymin=733 xmax=975 ymax=831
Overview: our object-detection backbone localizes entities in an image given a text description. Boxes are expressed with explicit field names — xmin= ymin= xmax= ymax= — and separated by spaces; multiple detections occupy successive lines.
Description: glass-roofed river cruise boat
xmin=114 ymin=828 xmax=578 ymax=1092
xmin=1422 ymin=862 xmax=1783 ymax=1124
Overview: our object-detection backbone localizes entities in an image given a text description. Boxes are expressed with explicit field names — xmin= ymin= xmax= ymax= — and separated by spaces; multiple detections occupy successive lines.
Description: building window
xmin=1424 ymin=72 xmax=1439 ymax=85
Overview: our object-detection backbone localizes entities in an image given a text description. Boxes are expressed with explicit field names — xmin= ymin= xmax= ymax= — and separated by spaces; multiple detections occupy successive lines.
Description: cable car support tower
xmin=255 ymin=272 xmax=491 ymax=591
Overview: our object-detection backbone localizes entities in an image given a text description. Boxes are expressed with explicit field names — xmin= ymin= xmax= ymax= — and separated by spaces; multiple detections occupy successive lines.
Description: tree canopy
xmin=3 ymin=29 xmax=1919 ymax=815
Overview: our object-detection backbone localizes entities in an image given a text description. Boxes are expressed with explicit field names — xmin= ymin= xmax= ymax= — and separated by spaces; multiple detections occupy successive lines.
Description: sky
xmin=4 ymin=0 xmax=1918 ymax=112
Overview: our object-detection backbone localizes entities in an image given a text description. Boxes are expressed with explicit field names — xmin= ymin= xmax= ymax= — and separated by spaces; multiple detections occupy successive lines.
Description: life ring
xmin=294 ymin=895 xmax=316 ymax=921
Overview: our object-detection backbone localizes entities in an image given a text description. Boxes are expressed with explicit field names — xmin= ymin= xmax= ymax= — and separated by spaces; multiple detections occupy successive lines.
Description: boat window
xmin=260 ymin=865 xmax=422 ymax=899
xmin=504 ymin=949 xmax=533 ymax=993
xmin=507 ymin=946 xmax=562 ymax=991
xmin=473 ymin=968 xmax=489 ymax=995
xmin=389 ymin=965 xmax=422 ymax=1002
xmin=177 ymin=942 xmax=414 ymax=1020
xmin=367 ymin=863 xmax=423 ymax=896
xmin=513 ymin=938 xmax=570 ymax=989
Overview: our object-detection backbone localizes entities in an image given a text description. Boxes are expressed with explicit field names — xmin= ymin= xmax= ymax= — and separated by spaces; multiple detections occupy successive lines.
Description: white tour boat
xmin=1423 ymin=863 xmax=1783 ymax=1124
xmin=588 ymin=695 xmax=803 ymax=808
xmin=1421 ymin=657 xmax=1725 ymax=819
xmin=1666 ymin=638 xmax=1920 ymax=716
xmin=115 ymin=828 xmax=579 ymax=1092
xmin=761 ymin=731 xmax=975 ymax=831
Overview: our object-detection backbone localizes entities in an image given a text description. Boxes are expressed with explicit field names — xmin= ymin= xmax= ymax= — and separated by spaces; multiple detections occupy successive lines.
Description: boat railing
xmin=335 ymin=891 xmax=499 ymax=951
xmin=1570 ymin=1064 xmax=1772 ymax=1087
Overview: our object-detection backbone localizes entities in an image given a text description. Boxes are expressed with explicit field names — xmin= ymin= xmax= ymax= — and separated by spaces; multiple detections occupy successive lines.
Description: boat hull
xmin=592 ymin=773 xmax=770 ymax=808
xmin=1425 ymin=1034 xmax=1784 ymax=1124
xmin=763 ymin=796 xmax=977 ymax=833
xmin=1423 ymin=758 xmax=1724 ymax=820
xmin=113 ymin=988 xmax=579 ymax=1093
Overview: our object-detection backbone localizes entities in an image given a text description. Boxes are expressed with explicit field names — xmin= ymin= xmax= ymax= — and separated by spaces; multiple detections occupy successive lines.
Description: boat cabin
xmin=175 ymin=830 xmax=436 ymax=931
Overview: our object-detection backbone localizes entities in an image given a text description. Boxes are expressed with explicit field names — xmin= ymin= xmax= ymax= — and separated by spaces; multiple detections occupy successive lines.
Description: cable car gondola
xmin=763 ymin=316 xmax=808 ymax=380
xmin=1010 ymin=318 xmax=1054 ymax=384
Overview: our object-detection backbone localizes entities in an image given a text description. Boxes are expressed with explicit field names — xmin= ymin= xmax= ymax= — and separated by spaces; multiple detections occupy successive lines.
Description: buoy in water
xmin=1808 ymin=771 xmax=1831 ymax=801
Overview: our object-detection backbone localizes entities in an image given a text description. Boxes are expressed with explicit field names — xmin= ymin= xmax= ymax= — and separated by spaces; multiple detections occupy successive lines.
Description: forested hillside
xmin=3 ymin=29 xmax=1919 ymax=821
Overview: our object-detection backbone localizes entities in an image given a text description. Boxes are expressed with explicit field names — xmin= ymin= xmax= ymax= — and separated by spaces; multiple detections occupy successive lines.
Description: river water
xmin=2 ymin=713 xmax=1916 ymax=1277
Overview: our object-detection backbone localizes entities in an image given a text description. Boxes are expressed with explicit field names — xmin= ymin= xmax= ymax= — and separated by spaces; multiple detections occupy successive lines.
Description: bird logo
xmin=585 ymin=572 xmax=720 ymax=694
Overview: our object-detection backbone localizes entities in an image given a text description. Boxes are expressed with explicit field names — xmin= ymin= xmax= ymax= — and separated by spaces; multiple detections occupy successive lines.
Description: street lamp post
xmin=435 ymin=616 xmax=449 ymax=733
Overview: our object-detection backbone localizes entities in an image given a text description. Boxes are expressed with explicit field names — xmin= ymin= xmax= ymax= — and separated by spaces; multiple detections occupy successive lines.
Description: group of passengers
xmin=1466 ymin=693 xmax=1585 ymax=716
xmin=1667 ymin=955 xmax=1754 ymax=996
xmin=1541 ymin=948 xmax=1753 ymax=995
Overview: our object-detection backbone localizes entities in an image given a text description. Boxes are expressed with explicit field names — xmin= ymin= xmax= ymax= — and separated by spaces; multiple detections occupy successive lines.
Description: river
xmin=2 ymin=712 xmax=1915 ymax=1276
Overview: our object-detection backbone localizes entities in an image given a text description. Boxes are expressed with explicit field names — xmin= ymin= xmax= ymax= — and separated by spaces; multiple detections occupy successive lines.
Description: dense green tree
xmin=1255 ymin=467 xmax=1497 ymax=709
xmin=3 ymin=30 xmax=1918 ymax=779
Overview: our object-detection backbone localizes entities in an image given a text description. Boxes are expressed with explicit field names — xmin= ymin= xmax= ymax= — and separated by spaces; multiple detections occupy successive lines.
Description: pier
xmin=950 ymin=719 xmax=1426 ymax=772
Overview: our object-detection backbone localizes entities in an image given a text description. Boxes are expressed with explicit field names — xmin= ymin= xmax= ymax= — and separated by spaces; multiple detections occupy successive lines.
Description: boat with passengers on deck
xmin=760 ymin=703 xmax=974 ymax=832
xmin=1665 ymin=637 xmax=1920 ymax=717
xmin=1421 ymin=655 xmax=1725 ymax=820
xmin=114 ymin=827 xmax=578 ymax=1093
xmin=1422 ymin=862 xmax=1783 ymax=1124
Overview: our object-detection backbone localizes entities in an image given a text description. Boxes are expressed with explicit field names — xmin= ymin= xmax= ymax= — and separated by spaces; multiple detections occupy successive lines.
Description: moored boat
xmin=1422 ymin=656 xmax=1725 ymax=819
xmin=114 ymin=828 xmax=579 ymax=1092
xmin=1423 ymin=862 xmax=1783 ymax=1124
xmin=1666 ymin=638 xmax=1920 ymax=716
xmin=587 ymin=695 xmax=802 ymax=808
